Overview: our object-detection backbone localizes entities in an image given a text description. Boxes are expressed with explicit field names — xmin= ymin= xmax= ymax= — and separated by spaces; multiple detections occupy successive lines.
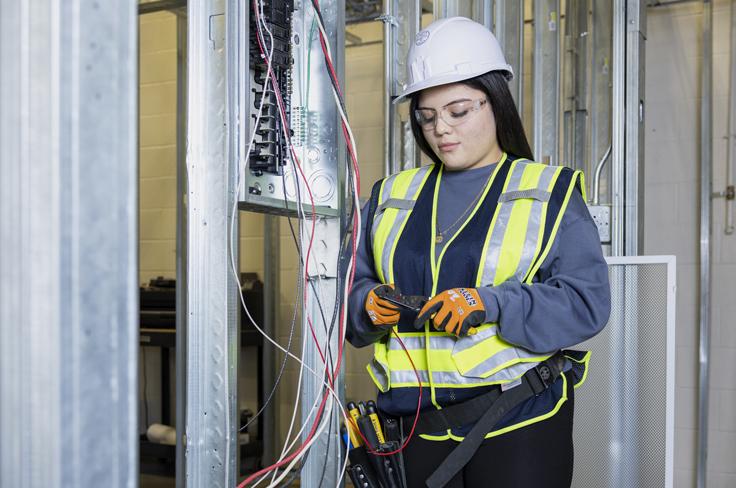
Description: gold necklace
xmin=435 ymin=169 xmax=494 ymax=244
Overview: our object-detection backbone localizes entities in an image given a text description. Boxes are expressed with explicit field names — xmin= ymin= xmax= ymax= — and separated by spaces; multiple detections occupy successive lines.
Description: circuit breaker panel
xmin=238 ymin=0 xmax=343 ymax=217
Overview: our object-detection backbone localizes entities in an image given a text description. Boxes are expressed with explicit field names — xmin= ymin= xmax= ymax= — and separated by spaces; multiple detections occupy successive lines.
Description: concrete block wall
xmin=139 ymin=11 xmax=178 ymax=285
xmin=138 ymin=11 xmax=178 ymax=434
xmin=645 ymin=1 xmax=736 ymax=486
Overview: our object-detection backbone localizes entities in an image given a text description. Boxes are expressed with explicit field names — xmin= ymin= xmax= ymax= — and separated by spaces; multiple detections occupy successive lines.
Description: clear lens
xmin=414 ymin=99 xmax=486 ymax=131
xmin=414 ymin=109 xmax=436 ymax=128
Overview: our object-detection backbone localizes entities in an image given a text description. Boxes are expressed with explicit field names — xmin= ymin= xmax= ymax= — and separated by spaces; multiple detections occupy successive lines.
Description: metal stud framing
xmin=590 ymin=0 xmax=613 ymax=203
xmin=494 ymin=0 xmax=525 ymax=111
xmin=298 ymin=1 xmax=347 ymax=484
xmin=624 ymin=0 xmax=646 ymax=256
xmin=185 ymin=0 xmax=239 ymax=485
xmin=1 ymin=1 xmax=138 ymax=486
xmin=383 ymin=0 xmax=422 ymax=175
xmin=533 ymin=0 xmax=562 ymax=166
xmin=698 ymin=3 xmax=713 ymax=487
xmin=175 ymin=8 xmax=189 ymax=487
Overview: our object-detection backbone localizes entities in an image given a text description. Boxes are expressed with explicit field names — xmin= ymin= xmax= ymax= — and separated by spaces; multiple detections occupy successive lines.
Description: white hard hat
xmin=395 ymin=17 xmax=513 ymax=104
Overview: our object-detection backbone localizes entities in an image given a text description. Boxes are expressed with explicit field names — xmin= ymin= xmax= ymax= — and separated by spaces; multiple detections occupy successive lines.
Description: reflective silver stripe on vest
xmin=450 ymin=325 xmax=499 ymax=354
xmin=461 ymin=347 xmax=541 ymax=378
xmin=498 ymin=188 xmax=551 ymax=203
xmin=390 ymin=369 xmax=431 ymax=385
xmin=514 ymin=165 xmax=559 ymax=282
xmin=368 ymin=358 xmax=391 ymax=391
xmin=371 ymin=173 xmax=397 ymax=245
xmin=388 ymin=362 xmax=540 ymax=387
xmin=387 ymin=334 xmax=455 ymax=351
xmin=378 ymin=198 xmax=415 ymax=212
xmin=437 ymin=326 xmax=542 ymax=380
xmin=386 ymin=331 xmax=542 ymax=385
xmin=376 ymin=165 xmax=432 ymax=283
xmin=480 ymin=161 xmax=527 ymax=286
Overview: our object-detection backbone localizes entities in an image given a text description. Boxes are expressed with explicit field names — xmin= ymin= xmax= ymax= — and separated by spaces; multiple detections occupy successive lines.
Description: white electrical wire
xmin=250 ymin=3 xmax=318 ymax=482
xmin=233 ymin=1 xmax=364 ymax=485
xmin=254 ymin=320 xmax=348 ymax=488
xmin=247 ymin=2 xmax=351 ymax=486
xmin=226 ymin=3 xmax=345 ymax=483
xmin=306 ymin=5 xmax=365 ymax=487
xmin=225 ymin=0 xmax=278 ymax=472
xmin=309 ymin=7 xmax=359 ymax=173
xmin=183 ymin=0 xmax=362 ymax=484
xmin=258 ymin=5 xmax=354 ymax=470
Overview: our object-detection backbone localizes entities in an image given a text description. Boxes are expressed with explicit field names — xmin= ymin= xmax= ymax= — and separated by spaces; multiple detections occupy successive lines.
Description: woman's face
xmin=416 ymin=83 xmax=502 ymax=171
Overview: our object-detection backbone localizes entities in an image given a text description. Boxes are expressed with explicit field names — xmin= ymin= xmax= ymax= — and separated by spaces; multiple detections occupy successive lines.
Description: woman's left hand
xmin=414 ymin=287 xmax=486 ymax=337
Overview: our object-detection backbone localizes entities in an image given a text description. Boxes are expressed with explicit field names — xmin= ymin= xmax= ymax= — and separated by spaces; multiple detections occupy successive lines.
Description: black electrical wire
xmin=263 ymin=163 xmax=344 ymax=484
xmin=236 ymin=1 xmax=344 ymax=481
xmin=237 ymin=152 xmax=316 ymax=437
xmin=315 ymin=150 xmax=358 ymax=488
xmin=280 ymin=132 xmax=359 ymax=487
xmin=238 ymin=245 xmax=302 ymax=434
xmin=307 ymin=1 xmax=364 ymax=472
xmin=242 ymin=0 xmax=361 ymax=483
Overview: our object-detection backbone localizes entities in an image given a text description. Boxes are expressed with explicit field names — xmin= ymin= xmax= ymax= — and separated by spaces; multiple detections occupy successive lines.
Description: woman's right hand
xmin=364 ymin=284 xmax=402 ymax=327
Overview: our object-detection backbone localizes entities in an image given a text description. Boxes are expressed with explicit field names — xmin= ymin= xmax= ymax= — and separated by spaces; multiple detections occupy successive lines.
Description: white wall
xmin=645 ymin=2 xmax=736 ymax=486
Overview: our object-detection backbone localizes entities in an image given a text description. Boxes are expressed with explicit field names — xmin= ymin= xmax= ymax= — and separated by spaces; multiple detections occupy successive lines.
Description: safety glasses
xmin=414 ymin=98 xmax=488 ymax=131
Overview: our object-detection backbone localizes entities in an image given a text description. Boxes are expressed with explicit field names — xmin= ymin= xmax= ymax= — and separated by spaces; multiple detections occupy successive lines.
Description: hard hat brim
xmin=392 ymin=66 xmax=514 ymax=105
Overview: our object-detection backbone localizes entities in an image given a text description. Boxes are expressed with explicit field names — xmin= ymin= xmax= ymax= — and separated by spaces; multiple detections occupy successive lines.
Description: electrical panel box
xmin=587 ymin=204 xmax=611 ymax=243
xmin=238 ymin=0 xmax=343 ymax=217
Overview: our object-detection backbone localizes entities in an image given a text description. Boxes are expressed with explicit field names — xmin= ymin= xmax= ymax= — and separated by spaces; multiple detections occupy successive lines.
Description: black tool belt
xmin=399 ymin=351 xmax=567 ymax=488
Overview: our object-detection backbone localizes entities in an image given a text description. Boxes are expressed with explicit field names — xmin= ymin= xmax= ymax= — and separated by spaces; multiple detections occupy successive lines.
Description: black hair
xmin=408 ymin=70 xmax=534 ymax=165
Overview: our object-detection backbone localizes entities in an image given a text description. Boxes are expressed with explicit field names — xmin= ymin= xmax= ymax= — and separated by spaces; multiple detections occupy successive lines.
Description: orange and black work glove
xmin=365 ymin=284 xmax=402 ymax=327
xmin=414 ymin=288 xmax=485 ymax=337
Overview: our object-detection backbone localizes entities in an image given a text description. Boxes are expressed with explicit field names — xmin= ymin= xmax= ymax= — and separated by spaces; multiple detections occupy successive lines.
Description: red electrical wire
xmin=238 ymin=6 xmax=344 ymax=487
xmin=347 ymin=330 xmax=424 ymax=457
xmin=238 ymin=2 xmax=422 ymax=485
xmin=311 ymin=0 xmax=424 ymax=457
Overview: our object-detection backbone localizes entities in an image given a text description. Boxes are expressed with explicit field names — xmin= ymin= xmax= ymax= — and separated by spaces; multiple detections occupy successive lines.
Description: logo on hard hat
xmin=415 ymin=30 xmax=430 ymax=45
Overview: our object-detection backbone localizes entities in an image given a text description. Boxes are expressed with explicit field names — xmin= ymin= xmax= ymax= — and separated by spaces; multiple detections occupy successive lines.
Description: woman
xmin=348 ymin=17 xmax=610 ymax=488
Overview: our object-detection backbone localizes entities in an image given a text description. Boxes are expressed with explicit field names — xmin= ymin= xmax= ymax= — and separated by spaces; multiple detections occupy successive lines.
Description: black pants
xmin=402 ymin=385 xmax=575 ymax=488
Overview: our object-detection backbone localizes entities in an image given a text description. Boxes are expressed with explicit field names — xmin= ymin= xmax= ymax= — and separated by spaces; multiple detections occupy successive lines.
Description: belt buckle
xmin=529 ymin=362 xmax=553 ymax=395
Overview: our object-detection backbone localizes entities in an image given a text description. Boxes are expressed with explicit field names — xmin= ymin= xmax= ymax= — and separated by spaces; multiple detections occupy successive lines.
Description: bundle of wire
xmin=228 ymin=1 xmax=423 ymax=486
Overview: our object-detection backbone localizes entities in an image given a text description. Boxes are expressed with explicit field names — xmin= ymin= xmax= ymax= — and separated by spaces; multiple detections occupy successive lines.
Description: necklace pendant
xmin=435 ymin=234 xmax=444 ymax=243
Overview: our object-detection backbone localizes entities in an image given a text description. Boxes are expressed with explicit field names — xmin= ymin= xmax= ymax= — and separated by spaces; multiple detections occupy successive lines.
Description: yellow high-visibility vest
xmin=367 ymin=155 xmax=587 ymax=398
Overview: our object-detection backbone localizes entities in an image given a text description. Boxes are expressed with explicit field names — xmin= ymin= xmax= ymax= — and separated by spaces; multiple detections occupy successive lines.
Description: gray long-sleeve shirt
xmin=347 ymin=163 xmax=611 ymax=353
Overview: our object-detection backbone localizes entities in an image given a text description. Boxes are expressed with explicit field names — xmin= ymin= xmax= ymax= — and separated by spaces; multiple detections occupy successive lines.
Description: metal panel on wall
xmin=237 ymin=0 xmax=345 ymax=216
xmin=572 ymin=256 xmax=675 ymax=488
xmin=0 ymin=1 xmax=138 ymax=486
